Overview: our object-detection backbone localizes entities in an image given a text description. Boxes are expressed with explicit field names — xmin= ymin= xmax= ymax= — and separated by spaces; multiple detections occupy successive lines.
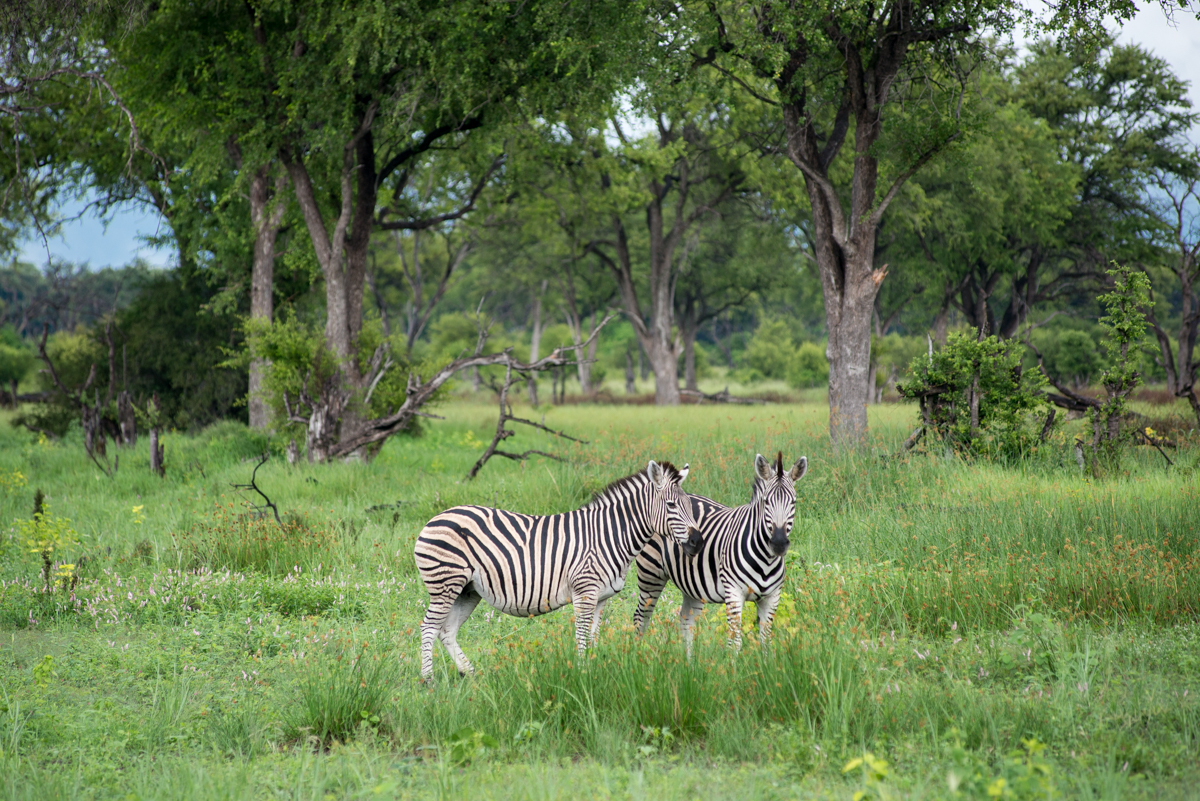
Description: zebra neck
xmin=615 ymin=491 xmax=657 ymax=562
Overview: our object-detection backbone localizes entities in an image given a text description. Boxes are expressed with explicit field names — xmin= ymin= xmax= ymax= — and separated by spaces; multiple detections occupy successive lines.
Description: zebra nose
xmin=683 ymin=527 xmax=702 ymax=556
xmin=770 ymin=527 xmax=790 ymax=556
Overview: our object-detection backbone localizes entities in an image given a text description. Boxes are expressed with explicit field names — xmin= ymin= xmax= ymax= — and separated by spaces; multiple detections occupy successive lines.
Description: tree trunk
xmin=625 ymin=348 xmax=636 ymax=394
xmin=527 ymin=280 xmax=545 ymax=405
xmin=117 ymin=390 xmax=136 ymax=447
xmin=248 ymin=166 xmax=288 ymax=430
xmin=638 ymin=341 xmax=648 ymax=380
xmin=823 ymin=275 xmax=877 ymax=446
xmin=149 ymin=395 xmax=164 ymax=478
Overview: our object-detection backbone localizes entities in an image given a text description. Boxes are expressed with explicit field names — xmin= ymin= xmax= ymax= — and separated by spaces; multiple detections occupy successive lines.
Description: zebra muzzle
xmin=769 ymin=527 xmax=790 ymax=557
xmin=683 ymin=528 xmax=702 ymax=557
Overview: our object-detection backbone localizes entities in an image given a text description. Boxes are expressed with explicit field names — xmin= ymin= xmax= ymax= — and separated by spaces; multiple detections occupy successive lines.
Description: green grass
xmin=0 ymin=400 xmax=1198 ymax=799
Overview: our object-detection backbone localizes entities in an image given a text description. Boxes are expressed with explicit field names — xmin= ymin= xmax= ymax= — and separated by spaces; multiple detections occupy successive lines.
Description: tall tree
xmin=692 ymin=0 xmax=1183 ymax=447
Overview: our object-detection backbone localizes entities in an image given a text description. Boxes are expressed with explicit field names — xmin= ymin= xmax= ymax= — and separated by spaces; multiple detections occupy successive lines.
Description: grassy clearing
xmin=0 ymin=399 xmax=1198 ymax=799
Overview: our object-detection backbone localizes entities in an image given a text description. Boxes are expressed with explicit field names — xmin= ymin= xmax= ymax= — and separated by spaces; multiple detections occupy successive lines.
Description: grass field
xmin=1 ymin=397 xmax=1198 ymax=800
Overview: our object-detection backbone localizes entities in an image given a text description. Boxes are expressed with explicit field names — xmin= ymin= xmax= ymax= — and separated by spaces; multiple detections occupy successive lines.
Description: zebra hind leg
xmin=440 ymin=586 xmax=483 ymax=676
xmin=678 ymin=595 xmax=704 ymax=660
xmin=571 ymin=590 xmax=598 ymax=653
xmin=588 ymin=597 xmax=611 ymax=644
xmin=419 ymin=575 xmax=470 ymax=683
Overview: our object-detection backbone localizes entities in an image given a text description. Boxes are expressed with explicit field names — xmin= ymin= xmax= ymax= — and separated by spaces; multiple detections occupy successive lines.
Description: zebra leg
xmin=678 ymin=595 xmax=704 ymax=660
xmin=588 ymin=597 xmax=610 ymax=644
xmin=419 ymin=575 xmax=470 ymax=682
xmin=756 ymin=590 xmax=782 ymax=645
xmin=440 ymin=586 xmax=483 ymax=675
xmin=571 ymin=589 xmax=598 ymax=653
xmin=722 ymin=592 xmax=746 ymax=653
xmin=632 ymin=550 xmax=669 ymax=635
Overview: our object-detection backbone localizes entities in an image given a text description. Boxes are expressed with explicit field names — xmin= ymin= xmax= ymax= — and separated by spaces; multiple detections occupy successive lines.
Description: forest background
xmin=2 ymin=0 xmax=1199 ymax=458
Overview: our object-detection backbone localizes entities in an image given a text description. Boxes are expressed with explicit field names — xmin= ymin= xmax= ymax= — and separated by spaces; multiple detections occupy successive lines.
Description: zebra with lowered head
xmin=633 ymin=453 xmax=807 ymax=657
xmin=414 ymin=460 xmax=702 ymax=681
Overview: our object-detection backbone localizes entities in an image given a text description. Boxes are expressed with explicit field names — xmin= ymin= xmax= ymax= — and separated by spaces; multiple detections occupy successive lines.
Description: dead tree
xmin=231 ymin=453 xmax=282 ymax=524
xmin=467 ymin=358 xmax=586 ymax=480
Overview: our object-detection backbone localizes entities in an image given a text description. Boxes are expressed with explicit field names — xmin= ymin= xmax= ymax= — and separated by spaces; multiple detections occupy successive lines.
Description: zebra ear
xmin=678 ymin=463 xmax=689 ymax=483
xmin=647 ymin=460 xmax=666 ymax=489
xmin=789 ymin=456 xmax=808 ymax=482
xmin=754 ymin=453 xmax=773 ymax=481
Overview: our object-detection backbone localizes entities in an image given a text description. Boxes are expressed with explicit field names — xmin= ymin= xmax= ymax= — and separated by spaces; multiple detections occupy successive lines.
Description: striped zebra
xmin=633 ymin=453 xmax=807 ymax=657
xmin=414 ymin=461 xmax=702 ymax=681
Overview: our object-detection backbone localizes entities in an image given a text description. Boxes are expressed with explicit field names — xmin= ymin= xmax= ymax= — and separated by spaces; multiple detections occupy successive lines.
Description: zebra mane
xmin=586 ymin=461 xmax=682 ymax=508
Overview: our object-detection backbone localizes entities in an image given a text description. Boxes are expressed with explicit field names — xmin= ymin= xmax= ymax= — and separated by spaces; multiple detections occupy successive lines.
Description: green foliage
xmin=0 ymin=326 xmax=34 ymax=389
xmin=738 ymin=319 xmax=828 ymax=388
xmin=788 ymin=342 xmax=829 ymax=389
xmin=1031 ymin=328 xmax=1101 ymax=390
xmin=741 ymin=320 xmax=795 ymax=380
xmin=446 ymin=726 xmax=499 ymax=766
xmin=899 ymin=334 xmax=1050 ymax=458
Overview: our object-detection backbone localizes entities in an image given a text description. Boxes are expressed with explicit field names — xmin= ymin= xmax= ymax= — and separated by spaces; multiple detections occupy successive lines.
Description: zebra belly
xmin=470 ymin=570 xmax=570 ymax=618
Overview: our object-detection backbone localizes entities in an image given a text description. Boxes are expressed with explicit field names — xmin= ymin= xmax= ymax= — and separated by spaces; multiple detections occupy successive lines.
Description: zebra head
xmin=752 ymin=452 xmax=808 ymax=558
xmin=647 ymin=460 xmax=703 ymax=557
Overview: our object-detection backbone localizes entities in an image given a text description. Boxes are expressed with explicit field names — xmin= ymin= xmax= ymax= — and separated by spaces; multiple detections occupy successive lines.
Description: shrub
xmin=787 ymin=342 xmax=829 ymax=389
xmin=742 ymin=320 xmax=795 ymax=380
xmin=899 ymin=333 xmax=1050 ymax=458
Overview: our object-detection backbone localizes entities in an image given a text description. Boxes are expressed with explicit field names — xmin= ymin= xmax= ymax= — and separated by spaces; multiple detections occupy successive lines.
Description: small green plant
xmin=445 ymin=726 xmax=499 ymax=765
xmin=1087 ymin=263 xmax=1152 ymax=473
xmin=843 ymin=751 xmax=892 ymax=800
xmin=637 ymin=724 xmax=675 ymax=758
xmin=31 ymin=655 xmax=56 ymax=698
xmin=17 ymin=491 xmax=80 ymax=592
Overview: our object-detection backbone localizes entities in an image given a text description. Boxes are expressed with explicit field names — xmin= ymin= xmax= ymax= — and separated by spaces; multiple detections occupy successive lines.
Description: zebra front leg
xmin=632 ymin=551 xmax=669 ymax=635
xmin=678 ymin=595 xmax=704 ymax=660
xmin=723 ymin=592 xmax=746 ymax=653
xmin=756 ymin=590 xmax=782 ymax=646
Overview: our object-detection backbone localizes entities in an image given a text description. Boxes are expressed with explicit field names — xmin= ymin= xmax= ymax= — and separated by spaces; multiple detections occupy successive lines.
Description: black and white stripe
xmin=633 ymin=453 xmax=807 ymax=656
xmin=414 ymin=461 xmax=702 ymax=680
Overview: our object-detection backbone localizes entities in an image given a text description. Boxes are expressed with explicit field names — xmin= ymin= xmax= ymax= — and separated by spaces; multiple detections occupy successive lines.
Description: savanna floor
xmin=1 ymin=399 xmax=1198 ymax=800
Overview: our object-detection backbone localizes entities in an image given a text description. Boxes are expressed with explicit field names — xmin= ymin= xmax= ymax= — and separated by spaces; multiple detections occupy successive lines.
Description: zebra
xmin=633 ymin=453 xmax=807 ymax=657
xmin=414 ymin=460 xmax=703 ymax=681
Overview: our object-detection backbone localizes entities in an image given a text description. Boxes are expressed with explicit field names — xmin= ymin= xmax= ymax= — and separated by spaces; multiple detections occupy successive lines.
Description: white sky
xmin=15 ymin=3 xmax=1200 ymax=271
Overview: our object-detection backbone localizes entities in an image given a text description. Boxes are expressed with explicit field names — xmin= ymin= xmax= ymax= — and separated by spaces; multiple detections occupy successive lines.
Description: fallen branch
xmin=680 ymin=386 xmax=767 ymax=405
xmin=897 ymin=426 xmax=925 ymax=456
xmin=1136 ymin=428 xmax=1174 ymax=466
xmin=327 ymin=314 xmax=616 ymax=460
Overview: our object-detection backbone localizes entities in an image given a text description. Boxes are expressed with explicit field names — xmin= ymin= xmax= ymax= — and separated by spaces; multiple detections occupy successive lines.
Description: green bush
xmin=899 ymin=333 xmax=1050 ymax=458
xmin=787 ymin=342 xmax=828 ymax=388
xmin=742 ymin=320 xmax=794 ymax=380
